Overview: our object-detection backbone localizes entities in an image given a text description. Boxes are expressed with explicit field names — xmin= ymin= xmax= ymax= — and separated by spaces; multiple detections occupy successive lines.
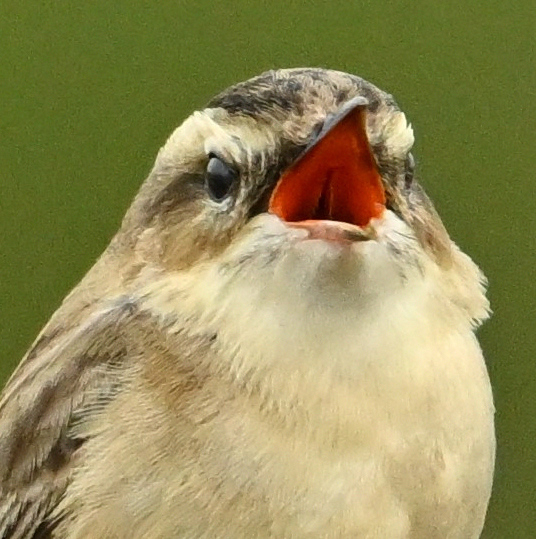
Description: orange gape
xmin=269 ymin=107 xmax=385 ymax=227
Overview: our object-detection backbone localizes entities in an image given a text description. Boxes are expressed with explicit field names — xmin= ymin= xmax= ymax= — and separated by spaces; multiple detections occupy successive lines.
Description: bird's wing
xmin=0 ymin=297 xmax=143 ymax=539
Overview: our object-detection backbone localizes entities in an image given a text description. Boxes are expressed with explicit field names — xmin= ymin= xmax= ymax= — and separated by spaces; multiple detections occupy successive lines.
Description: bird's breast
xmin=135 ymin=261 xmax=495 ymax=538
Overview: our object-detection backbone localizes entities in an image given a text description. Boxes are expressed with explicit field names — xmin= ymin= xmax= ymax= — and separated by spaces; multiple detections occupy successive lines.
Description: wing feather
xmin=0 ymin=297 xmax=140 ymax=538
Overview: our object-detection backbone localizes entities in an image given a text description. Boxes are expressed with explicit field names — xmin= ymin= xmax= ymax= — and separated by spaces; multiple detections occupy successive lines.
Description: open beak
xmin=269 ymin=97 xmax=385 ymax=242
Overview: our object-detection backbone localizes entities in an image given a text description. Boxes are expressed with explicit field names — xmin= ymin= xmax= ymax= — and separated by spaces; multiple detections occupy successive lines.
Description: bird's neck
xmin=138 ymin=259 xmax=483 ymax=446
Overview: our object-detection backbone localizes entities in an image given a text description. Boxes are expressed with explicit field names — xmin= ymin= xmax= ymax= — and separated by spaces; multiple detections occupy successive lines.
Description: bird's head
xmin=115 ymin=68 xmax=487 ymax=327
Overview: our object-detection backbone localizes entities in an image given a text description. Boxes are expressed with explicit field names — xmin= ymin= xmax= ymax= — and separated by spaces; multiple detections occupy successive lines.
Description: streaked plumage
xmin=0 ymin=69 xmax=494 ymax=538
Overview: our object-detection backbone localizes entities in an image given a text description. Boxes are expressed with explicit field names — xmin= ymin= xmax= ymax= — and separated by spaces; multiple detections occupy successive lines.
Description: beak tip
xmin=316 ymin=96 xmax=370 ymax=145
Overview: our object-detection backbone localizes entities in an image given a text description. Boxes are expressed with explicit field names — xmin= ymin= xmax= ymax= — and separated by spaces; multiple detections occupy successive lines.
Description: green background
xmin=0 ymin=1 xmax=534 ymax=535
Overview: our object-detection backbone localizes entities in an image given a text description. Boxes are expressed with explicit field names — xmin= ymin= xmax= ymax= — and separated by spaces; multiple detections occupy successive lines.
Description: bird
xmin=0 ymin=68 xmax=495 ymax=538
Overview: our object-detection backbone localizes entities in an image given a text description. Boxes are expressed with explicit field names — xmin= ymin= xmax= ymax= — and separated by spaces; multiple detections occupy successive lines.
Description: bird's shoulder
xmin=0 ymin=296 xmax=148 ymax=538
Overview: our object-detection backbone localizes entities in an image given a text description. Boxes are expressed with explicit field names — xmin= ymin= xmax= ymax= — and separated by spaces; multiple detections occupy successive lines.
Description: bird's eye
xmin=205 ymin=154 xmax=238 ymax=202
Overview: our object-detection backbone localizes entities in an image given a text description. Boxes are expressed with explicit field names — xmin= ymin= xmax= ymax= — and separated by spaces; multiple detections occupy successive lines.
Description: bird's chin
xmin=286 ymin=219 xmax=377 ymax=245
xmin=237 ymin=211 xmax=423 ymax=297
xmin=171 ymin=211 xmax=423 ymax=333
xmin=247 ymin=212 xmax=392 ymax=256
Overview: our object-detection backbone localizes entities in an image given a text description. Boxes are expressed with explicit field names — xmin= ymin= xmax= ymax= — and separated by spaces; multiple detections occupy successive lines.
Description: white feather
xmin=139 ymin=211 xmax=495 ymax=537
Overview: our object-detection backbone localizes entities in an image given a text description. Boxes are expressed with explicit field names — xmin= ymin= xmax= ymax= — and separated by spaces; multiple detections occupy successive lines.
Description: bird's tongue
xmin=269 ymin=101 xmax=385 ymax=227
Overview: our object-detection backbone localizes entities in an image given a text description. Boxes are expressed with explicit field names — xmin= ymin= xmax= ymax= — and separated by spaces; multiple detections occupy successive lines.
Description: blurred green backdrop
xmin=0 ymin=0 xmax=534 ymax=536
